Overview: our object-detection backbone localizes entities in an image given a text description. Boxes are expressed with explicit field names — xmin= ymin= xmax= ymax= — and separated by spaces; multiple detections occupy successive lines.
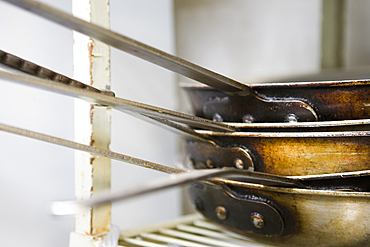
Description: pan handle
xmin=0 ymin=49 xmax=115 ymax=97
xmin=3 ymin=0 xmax=318 ymax=122
xmin=0 ymin=48 xmax=238 ymax=136
xmin=0 ymin=121 xmax=305 ymax=189
xmin=188 ymin=181 xmax=286 ymax=237
xmin=0 ymin=68 xmax=237 ymax=133
xmin=50 ymin=168 xmax=302 ymax=216
xmin=0 ymin=51 xmax=237 ymax=157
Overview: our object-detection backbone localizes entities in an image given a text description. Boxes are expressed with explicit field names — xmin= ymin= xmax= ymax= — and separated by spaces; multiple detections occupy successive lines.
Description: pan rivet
xmin=212 ymin=113 xmax=224 ymax=122
xmin=234 ymin=158 xmax=244 ymax=169
xmin=285 ymin=114 xmax=298 ymax=123
xmin=242 ymin=114 xmax=255 ymax=123
xmin=215 ymin=206 xmax=227 ymax=220
xmin=206 ymin=158 xmax=214 ymax=168
xmin=251 ymin=213 xmax=264 ymax=229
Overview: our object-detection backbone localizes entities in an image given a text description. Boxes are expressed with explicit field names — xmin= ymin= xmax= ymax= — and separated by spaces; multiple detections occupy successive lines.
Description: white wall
xmin=0 ymin=0 xmax=179 ymax=246
xmin=174 ymin=0 xmax=323 ymax=84
xmin=0 ymin=1 xmax=74 ymax=246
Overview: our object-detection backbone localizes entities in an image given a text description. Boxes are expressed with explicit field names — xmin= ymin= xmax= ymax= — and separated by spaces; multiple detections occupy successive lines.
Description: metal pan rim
xmin=227 ymin=119 xmax=370 ymax=128
xmin=215 ymin=178 xmax=370 ymax=197
xmin=195 ymin=129 xmax=370 ymax=137
xmin=181 ymin=79 xmax=370 ymax=88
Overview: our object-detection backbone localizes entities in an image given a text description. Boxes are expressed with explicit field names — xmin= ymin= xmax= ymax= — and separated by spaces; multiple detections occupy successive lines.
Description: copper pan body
xmin=186 ymin=130 xmax=370 ymax=176
xmin=183 ymin=81 xmax=370 ymax=123
xmin=188 ymin=179 xmax=370 ymax=247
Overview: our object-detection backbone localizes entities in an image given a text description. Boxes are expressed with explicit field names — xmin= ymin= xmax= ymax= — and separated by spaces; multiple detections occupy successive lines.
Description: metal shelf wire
xmin=119 ymin=214 xmax=271 ymax=247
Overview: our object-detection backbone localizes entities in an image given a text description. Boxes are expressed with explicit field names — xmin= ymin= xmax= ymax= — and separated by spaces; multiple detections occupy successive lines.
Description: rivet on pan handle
xmin=188 ymin=181 xmax=286 ymax=237
xmin=184 ymin=139 xmax=255 ymax=171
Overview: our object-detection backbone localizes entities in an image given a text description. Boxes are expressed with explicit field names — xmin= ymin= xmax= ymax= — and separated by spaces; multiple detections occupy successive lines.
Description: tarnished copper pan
xmin=183 ymin=83 xmax=370 ymax=123
xmin=185 ymin=130 xmax=370 ymax=176
xmin=188 ymin=179 xmax=370 ymax=247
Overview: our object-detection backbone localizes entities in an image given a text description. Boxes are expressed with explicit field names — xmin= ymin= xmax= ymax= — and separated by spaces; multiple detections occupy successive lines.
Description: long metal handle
xmin=3 ymin=0 xmax=248 ymax=93
xmin=50 ymin=168 xmax=303 ymax=216
xmin=2 ymin=0 xmax=318 ymax=123
xmin=0 ymin=121 xmax=302 ymax=216
xmin=0 ymin=49 xmax=115 ymax=96
xmin=0 ymin=70 xmax=236 ymax=133
xmin=0 ymin=121 xmax=302 ymax=187
xmin=0 ymin=122 xmax=183 ymax=174
xmin=2 ymin=120 xmax=368 ymax=204
xmin=136 ymin=113 xmax=218 ymax=145
xmin=0 ymin=48 xmax=235 ymax=139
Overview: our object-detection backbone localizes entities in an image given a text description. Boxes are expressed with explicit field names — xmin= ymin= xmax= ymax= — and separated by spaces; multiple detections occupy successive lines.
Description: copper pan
xmin=185 ymin=130 xmax=370 ymax=176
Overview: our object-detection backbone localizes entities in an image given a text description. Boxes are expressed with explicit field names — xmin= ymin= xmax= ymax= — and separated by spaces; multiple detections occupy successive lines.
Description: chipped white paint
xmin=70 ymin=0 xmax=111 ymax=246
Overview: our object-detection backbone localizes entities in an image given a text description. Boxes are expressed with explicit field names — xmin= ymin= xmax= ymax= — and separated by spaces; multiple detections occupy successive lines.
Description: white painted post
xmin=70 ymin=0 xmax=111 ymax=246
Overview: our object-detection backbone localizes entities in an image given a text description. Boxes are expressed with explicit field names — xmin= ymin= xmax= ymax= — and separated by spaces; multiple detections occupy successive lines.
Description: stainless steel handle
xmin=0 ymin=121 xmax=301 ymax=187
xmin=2 ymin=121 xmax=367 ymax=217
xmin=2 ymin=0 xmax=248 ymax=94
xmin=0 ymin=70 xmax=236 ymax=133
xmin=0 ymin=122 xmax=184 ymax=174
xmin=50 ymin=168 xmax=303 ymax=216
xmin=3 ymin=0 xmax=318 ymax=122
xmin=0 ymin=121 xmax=302 ymax=217
xmin=0 ymin=49 xmax=115 ymax=97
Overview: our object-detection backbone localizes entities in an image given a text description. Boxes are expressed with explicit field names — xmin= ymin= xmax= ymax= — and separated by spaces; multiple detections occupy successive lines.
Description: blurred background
xmin=0 ymin=0 xmax=369 ymax=246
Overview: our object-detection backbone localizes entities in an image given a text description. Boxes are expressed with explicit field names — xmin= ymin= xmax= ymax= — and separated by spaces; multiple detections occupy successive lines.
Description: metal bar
xmin=0 ymin=49 xmax=232 ymax=141
xmin=193 ymin=219 xmax=224 ymax=231
xmin=0 ymin=122 xmax=183 ymax=174
xmin=159 ymin=229 xmax=242 ymax=247
xmin=0 ymin=49 xmax=115 ymax=96
xmin=50 ymin=169 xmax=302 ymax=216
xmin=122 ymin=238 xmax=167 ymax=247
xmin=0 ymin=70 xmax=236 ymax=132
xmin=1 ymin=0 xmax=319 ymax=125
xmin=2 ymin=0 xmax=249 ymax=94
xmin=0 ymin=56 xmax=223 ymax=144
xmin=176 ymin=224 xmax=262 ymax=246
xmin=140 ymin=233 xmax=211 ymax=247
xmin=0 ymin=122 xmax=316 ymax=187
xmin=138 ymin=114 xmax=217 ymax=145
xmin=119 ymin=215 xmax=270 ymax=247
xmin=119 ymin=214 xmax=202 ymax=239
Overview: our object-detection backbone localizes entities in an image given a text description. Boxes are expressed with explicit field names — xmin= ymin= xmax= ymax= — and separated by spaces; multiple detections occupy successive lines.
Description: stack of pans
xmin=3 ymin=1 xmax=370 ymax=246
xmin=183 ymin=83 xmax=370 ymax=247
